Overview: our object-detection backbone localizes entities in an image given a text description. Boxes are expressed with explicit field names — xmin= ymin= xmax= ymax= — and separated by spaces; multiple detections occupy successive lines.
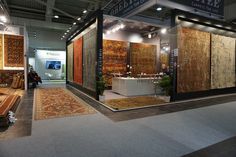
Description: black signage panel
xmin=108 ymin=0 xmax=149 ymax=17
xmin=170 ymin=0 xmax=224 ymax=16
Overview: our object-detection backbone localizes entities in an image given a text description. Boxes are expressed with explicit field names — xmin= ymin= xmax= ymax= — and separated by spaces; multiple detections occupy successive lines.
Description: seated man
xmin=28 ymin=68 xmax=42 ymax=88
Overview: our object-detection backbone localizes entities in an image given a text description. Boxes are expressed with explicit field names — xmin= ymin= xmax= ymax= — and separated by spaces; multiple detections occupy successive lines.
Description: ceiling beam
xmin=46 ymin=0 xmax=56 ymax=22
xmin=33 ymin=0 xmax=76 ymax=19
xmin=9 ymin=5 xmax=45 ymax=13
xmin=11 ymin=16 xmax=70 ymax=30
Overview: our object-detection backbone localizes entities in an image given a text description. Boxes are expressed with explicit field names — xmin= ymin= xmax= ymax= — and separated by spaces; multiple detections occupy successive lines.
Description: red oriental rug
xmin=34 ymin=87 xmax=96 ymax=120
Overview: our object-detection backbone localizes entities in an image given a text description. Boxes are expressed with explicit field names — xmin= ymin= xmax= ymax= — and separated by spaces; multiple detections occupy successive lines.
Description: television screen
xmin=46 ymin=61 xmax=61 ymax=70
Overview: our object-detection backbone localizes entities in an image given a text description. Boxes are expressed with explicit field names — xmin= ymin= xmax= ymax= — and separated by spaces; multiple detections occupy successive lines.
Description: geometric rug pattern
xmin=34 ymin=87 xmax=96 ymax=120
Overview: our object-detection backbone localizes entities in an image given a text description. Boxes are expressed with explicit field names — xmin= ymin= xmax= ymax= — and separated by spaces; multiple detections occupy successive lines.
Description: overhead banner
xmin=108 ymin=0 xmax=149 ymax=17
xmin=170 ymin=0 xmax=224 ymax=16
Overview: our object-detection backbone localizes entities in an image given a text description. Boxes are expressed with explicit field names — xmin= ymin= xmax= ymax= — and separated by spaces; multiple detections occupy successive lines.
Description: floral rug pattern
xmin=34 ymin=87 xmax=96 ymax=120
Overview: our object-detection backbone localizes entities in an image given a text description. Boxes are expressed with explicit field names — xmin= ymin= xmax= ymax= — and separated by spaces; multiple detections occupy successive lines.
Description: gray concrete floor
xmin=0 ymin=98 xmax=236 ymax=157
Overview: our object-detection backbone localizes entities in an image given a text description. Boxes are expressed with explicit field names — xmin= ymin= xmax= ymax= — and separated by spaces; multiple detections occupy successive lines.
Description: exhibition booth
xmin=66 ymin=7 xmax=236 ymax=110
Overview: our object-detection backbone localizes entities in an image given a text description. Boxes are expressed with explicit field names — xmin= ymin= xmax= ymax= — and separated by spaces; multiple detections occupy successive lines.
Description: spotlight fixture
xmin=0 ymin=16 xmax=7 ymax=23
xmin=64 ymin=32 xmax=67 ymax=35
xmin=156 ymin=7 xmax=162 ymax=11
xmin=68 ymin=27 xmax=72 ymax=30
xmin=77 ymin=17 xmax=81 ymax=21
xmin=73 ymin=22 xmax=76 ymax=25
xmin=67 ymin=30 xmax=70 ymax=32
xmin=83 ymin=10 xmax=87 ymax=14
xmin=148 ymin=33 xmax=152 ymax=39
xmin=120 ymin=24 xmax=125 ymax=29
xmin=62 ymin=36 xmax=65 ymax=38
xmin=161 ymin=28 xmax=167 ymax=34
xmin=54 ymin=15 xmax=59 ymax=18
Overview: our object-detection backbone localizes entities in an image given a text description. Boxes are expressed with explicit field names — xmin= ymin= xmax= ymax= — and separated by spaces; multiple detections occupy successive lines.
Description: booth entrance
xmin=101 ymin=16 xmax=171 ymax=110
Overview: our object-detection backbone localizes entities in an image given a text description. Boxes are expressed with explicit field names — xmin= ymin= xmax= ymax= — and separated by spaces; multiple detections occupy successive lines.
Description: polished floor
xmin=0 ymin=85 xmax=236 ymax=156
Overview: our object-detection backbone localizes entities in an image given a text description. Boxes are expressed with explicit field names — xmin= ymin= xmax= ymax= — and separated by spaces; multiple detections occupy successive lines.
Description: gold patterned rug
xmin=34 ymin=87 xmax=96 ymax=120
xmin=105 ymin=96 xmax=166 ymax=110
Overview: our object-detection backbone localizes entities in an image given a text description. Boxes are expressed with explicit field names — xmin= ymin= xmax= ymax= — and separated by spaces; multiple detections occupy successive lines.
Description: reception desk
xmin=112 ymin=77 xmax=161 ymax=96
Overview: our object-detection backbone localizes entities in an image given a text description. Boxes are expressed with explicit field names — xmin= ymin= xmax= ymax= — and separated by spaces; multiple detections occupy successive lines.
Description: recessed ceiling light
xmin=64 ymin=32 xmax=67 ymax=35
xmin=83 ymin=10 xmax=87 ymax=14
xmin=156 ymin=7 xmax=162 ymax=11
xmin=54 ymin=15 xmax=59 ymax=18
xmin=62 ymin=36 xmax=65 ymax=38
xmin=77 ymin=17 xmax=81 ymax=21
xmin=0 ymin=16 xmax=7 ymax=23
xmin=73 ymin=22 xmax=76 ymax=25
xmin=67 ymin=30 xmax=70 ymax=32
xmin=148 ymin=33 xmax=152 ymax=39
xmin=120 ymin=24 xmax=125 ymax=29
xmin=69 ymin=27 xmax=72 ymax=30
xmin=161 ymin=28 xmax=167 ymax=34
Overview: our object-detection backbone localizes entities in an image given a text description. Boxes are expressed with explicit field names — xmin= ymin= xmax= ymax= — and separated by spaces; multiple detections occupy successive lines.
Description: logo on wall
xmin=108 ymin=0 xmax=149 ymax=17
xmin=170 ymin=0 xmax=224 ymax=16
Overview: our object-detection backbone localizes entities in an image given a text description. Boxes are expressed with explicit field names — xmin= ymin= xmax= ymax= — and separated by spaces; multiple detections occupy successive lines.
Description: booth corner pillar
xmin=96 ymin=9 xmax=104 ymax=100
xmin=169 ymin=9 xmax=178 ymax=101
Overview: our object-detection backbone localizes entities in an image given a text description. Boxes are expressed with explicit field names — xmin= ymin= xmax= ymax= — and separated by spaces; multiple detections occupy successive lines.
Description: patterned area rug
xmin=105 ymin=96 xmax=166 ymax=110
xmin=34 ymin=87 xmax=96 ymax=120
xmin=0 ymin=88 xmax=24 ymax=96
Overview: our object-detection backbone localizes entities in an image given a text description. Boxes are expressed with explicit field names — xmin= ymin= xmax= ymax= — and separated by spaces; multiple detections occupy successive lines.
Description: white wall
xmin=35 ymin=50 xmax=66 ymax=80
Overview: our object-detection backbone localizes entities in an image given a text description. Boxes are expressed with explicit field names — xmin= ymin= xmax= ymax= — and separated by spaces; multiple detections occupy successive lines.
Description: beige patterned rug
xmin=105 ymin=96 xmax=166 ymax=110
xmin=34 ymin=87 xmax=96 ymax=120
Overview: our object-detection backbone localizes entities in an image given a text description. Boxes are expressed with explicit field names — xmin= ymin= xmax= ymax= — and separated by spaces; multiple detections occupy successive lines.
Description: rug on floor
xmin=34 ymin=87 xmax=96 ymax=120
xmin=0 ymin=88 xmax=24 ymax=97
xmin=104 ymin=96 xmax=166 ymax=110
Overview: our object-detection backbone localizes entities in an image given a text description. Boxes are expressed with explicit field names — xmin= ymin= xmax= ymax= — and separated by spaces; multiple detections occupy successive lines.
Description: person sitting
xmin=28 ymin=68 xmax=42 ymax=88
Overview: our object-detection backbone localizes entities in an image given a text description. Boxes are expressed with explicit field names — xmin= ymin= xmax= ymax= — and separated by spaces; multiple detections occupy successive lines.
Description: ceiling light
xmin=112 ymin=28 xmax=116 ymax=33
xmin=62 ymin=36 xmax=65 ymax=38
xmin=148 ymin=33 xmax=152 ymax=39
xmin=54 ymin=15 xmax=59 ymax=18
xmin=156 ymin=7 xmax=162 ymax=11
xmin=83 ymin=10 xmax=87 ymax=14
xmin=73 ymin=22 xmax=76 ymax=25
xmin=67 ymin=30 xmax=70 ymax=32
xmin=106 ymin=30 xmax=111 ymax=34
xmin=77 ymin=17 xmax=81 ymax=21
xmin=68 ymin=27 xmax=72 ymax=30
xmin=64 ymin=32 xmax=67 ymax=35
xmin=120 ymin=24 xmax=125 ymax=29
xmin=0 ymin=16 xmax=7 ymax=23
xmin=161 ymin=28 xmax=167 ymax=34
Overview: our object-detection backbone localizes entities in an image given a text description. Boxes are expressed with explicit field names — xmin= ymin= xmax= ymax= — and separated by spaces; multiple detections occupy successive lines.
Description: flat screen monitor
xmin=46 ymin=61 xmax=61 ymax=70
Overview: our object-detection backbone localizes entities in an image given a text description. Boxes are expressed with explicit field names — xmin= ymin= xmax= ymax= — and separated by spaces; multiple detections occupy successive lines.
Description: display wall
xmin=177 ymin=27 xmax=211 ymax=93
xmin=73 ymin=37 xmax=83 ymax=85
xmin=35 ymin=50 xmax=66 ymax=80
xmin=67 ymin=43 xmax=74 ymax=82
xmin=0 ymin=35 xmax=2 ymax=69
xmin=211 ymin=34 xmax=236 ymax=89
xmin=83 ymin=28 xmax=97 ymax=91
xmin=130 ymin=43 xmax=157 ymax=76
xmin=103 ymin=39 xmax=128 ymax=86
xmin=4 ymin=35 xmax=24 ymax=67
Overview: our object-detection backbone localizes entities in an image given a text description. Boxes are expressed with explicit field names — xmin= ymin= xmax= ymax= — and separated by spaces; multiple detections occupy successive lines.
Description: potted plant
xmin=158 ymin=75 xmax=172 ymax=102
xmin=97 ymin=76 xmax=106 ymax=102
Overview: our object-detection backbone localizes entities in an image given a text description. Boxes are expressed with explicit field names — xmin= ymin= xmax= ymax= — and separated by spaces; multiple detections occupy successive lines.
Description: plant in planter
xmin=158 ymin=75 xmax=172 ymax=102
xmin=97 ymin=76 xmax=106 ymax=102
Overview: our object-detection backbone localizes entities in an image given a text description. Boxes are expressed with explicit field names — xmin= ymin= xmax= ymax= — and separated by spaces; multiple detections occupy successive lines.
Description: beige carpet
xmin=34 ymin=87 xmax=96 ymax=120
xmin=105 ymin=96 xmax=166 ymax=110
